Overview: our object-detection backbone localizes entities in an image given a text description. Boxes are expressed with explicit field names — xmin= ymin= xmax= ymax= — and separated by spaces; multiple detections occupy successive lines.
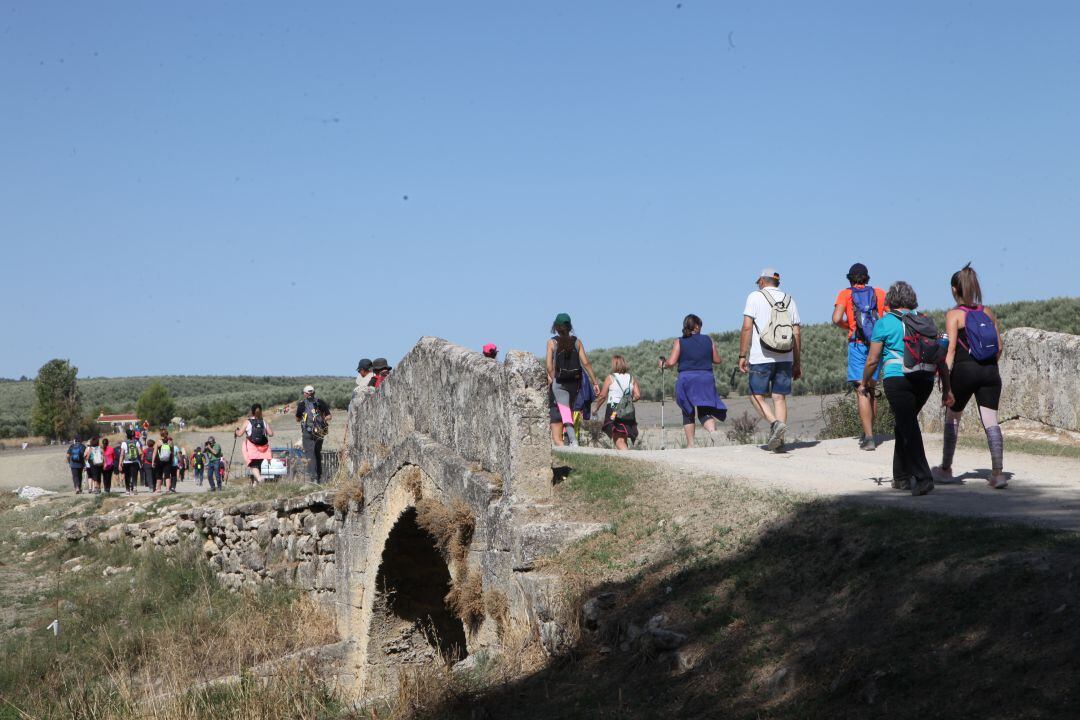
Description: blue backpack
xmin=959 ymin=305 xmax=999 ymax=361
xmin=68 ymin=443 xmax=85 ymax=464
xmin=850 ymin=286 xmax=879 ymax=343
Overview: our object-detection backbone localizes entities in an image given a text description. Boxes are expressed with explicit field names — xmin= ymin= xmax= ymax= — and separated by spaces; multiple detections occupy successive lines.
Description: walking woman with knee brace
xmin=932 ymin=264 xmax=1007 ymax=488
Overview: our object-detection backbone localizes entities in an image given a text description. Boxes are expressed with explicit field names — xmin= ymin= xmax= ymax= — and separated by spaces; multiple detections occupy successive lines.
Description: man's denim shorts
xmin=748 ymin=361 xmax=793 ymax=396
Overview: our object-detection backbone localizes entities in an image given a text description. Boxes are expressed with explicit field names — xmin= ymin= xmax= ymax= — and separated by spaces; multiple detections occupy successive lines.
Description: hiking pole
xmin=227 ymin=434 xmax=238 ymax=486
xmin=659 ymin=356 xmax=666 ymax=451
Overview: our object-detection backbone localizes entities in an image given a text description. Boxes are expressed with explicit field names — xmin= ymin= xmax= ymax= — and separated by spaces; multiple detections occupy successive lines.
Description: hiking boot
xmin=911 ymin=476 xmax=935 ymax=496
xmin=767 ymin=421 xmax=787 ymax=451
xmin=859 ymin=435 xmax=876 ymax=451
xmin=891 ymin=477 xmax=911 ymax=490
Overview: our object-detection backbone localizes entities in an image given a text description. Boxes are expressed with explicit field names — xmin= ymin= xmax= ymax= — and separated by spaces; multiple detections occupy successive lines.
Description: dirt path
xmin=560 ymin=437 xmax=1080 ymax=532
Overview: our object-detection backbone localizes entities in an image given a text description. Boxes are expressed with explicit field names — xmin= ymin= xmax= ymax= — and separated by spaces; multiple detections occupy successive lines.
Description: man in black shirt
xmin=295 ymin=384 xmax=332 ymax=483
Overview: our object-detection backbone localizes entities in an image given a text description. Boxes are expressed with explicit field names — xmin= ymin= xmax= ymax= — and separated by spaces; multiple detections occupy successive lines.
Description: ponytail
xmin=950 ymin=263 xmax=983 ymax=307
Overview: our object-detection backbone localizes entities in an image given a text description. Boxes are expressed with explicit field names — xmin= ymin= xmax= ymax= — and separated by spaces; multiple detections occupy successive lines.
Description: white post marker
xmin=47 ymin=619 xmax=59 ymax=636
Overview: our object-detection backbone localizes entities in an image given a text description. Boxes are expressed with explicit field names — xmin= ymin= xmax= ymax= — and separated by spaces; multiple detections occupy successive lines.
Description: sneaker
xmin=990 ymin=472 xmax=1009 ymax=489
xmin=931 ymin=466 xmax=958 ymax=484
xmin=891 ymin=477 xmax=911 ymax=490
xmin=767 ymin=421 xmax=787 ymax=451
xmin=859 ymin=435 xmax=876 ymax=451
xmin=911 ymin=477 xmax=935 ymax=496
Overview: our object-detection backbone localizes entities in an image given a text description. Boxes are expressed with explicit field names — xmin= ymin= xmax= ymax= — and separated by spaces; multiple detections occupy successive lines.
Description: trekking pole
xmin=659 ymin=356 xmax=666 ymax=451
xmin=227 ymin=435 xmax=238 ymax=486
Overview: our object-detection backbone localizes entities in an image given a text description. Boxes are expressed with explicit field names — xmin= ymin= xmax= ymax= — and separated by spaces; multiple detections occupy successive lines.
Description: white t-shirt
xmin=607 ymin=373 xmax=632 ymax=405
xmin=743 ymin=287 xmax=801 ymax=364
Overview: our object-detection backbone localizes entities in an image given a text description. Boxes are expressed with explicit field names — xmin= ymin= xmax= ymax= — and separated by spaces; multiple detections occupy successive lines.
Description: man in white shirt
xmin=738 ymin=267 xmax=802 ymax=451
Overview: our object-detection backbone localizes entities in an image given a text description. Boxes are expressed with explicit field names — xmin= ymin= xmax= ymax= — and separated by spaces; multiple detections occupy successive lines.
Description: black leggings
xmin=123 ymin=464 xmax=139 ymax=492
xmin=70 ymin=467 xmax=83 ymax=492
xmin=884 ymin=375 xmax=934 ymax=484
xmin=950 ymin=359 xmax=1001 ymax=413
xmin=102 ymin=468 xmax=113 ymax=493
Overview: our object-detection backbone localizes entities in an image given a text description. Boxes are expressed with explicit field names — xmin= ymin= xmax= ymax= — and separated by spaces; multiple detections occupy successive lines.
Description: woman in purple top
xmin=660 ymin=314 xmax=727 ymax=448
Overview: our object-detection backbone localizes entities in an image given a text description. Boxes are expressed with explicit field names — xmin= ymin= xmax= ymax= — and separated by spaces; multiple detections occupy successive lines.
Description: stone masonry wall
xmin=347 ymin=337 xmax=551 ymax=500
xmin=83 ymin=491 xmax=343 ymax=603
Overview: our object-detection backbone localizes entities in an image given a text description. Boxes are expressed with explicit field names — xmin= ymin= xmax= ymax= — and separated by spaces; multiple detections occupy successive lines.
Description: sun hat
xmin=482 ymin=343 xmax=497 ymax=357
xmin=357 ymin=358 xmax=373 ymax=372
xmin=371 ymin=358 xmax=391 ymax=372
xmin=303 ymin=385 xmax=315 ymax=394
xmin=553 ymin=312 xmax=572 ymax=326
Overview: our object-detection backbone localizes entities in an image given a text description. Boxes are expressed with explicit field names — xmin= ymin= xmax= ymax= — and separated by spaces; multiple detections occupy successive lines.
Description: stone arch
xmin=363 ymin=506 xmax=467 ymax=691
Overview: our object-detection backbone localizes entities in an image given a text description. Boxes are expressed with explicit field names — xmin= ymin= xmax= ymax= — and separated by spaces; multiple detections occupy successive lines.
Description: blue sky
xmin=2 ymin=1 xmax=1078 ymax=378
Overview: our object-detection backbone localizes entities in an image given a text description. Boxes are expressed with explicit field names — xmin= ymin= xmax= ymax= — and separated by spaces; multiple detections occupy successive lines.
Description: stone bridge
xmin=333 ymin=337 xmax=603 ymax=697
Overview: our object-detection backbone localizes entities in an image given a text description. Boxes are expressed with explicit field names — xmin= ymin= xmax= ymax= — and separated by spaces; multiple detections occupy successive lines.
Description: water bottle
xmin=938 ymin=332 xmax=949 ymax=349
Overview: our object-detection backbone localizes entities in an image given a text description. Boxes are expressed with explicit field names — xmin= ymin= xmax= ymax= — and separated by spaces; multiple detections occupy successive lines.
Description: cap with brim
xmin=303 ymin=385 xmax=315 ymax=394
xmin=357 ymin=358 xmax=373 ymax=372
xmin=554 ymin=312 xmax=571 ymax=326
xmin=372 ymin=358 xmax=391 ymax=371
xmin=758 ymin=267 xmax=780 ymax=280
xmin=482 ymin=343 xmax=497 ymax=355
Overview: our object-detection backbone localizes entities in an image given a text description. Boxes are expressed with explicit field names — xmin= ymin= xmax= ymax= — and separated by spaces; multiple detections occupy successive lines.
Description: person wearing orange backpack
xmin=932 ymin=264 xmax=1007 ymax=489
xmin=832 ymin=263 xmax=888 ymax=451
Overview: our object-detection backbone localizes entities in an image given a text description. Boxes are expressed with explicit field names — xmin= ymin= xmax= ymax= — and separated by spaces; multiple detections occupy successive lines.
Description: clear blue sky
xmin=3 ymin=1 xmax=1078 ymax=378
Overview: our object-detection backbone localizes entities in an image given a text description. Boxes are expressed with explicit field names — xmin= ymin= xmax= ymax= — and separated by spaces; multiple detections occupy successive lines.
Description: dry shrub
xmin=484 ymin=588 xmax=509 ymax=637
xmin=356 ymin=460 xmax=372 ymax=477
xmin=415 ymin=498 xmax=475 ymax=564
xmin=332 ymin=480 xmax=365 ymax=513
xmin=402 ymin=465 xmax=423 ymax=501
xmin=390 ymin=664 xmax=457 ymax=720
xmin=445 ymin=566 xmax=485 ymax=633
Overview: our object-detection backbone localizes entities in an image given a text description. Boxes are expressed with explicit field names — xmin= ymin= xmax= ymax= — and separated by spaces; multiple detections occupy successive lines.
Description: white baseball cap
xmin=758 ymin=267 xmax=780 ymax=281
xmin=303 ymin=385 xmax=315 ymax=394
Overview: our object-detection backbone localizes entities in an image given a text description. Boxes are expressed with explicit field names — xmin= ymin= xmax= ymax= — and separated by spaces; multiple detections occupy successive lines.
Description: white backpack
xmin=755 ymin=290 xmax=795 ymax=352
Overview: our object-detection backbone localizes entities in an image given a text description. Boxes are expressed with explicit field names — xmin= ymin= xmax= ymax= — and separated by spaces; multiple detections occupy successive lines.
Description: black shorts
xmin=950 ymin=359 xmax=1002 ymax=413
xmin=248 ymin=459 xmax=262 ymax=468
xmin=682 ymin=406 xmax=727 ymax=426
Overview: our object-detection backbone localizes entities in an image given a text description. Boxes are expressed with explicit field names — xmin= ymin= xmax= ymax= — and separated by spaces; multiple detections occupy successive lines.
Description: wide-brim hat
xmin=372 ymin=358 xmax=391 ymax=372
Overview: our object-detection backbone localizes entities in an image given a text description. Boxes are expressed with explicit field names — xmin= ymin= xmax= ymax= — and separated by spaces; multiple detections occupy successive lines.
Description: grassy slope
xmin=423 ymin=454 xmax=1080 ymax=720
xmin=0 ymin=374 xmax=353 ymax=438
xmin=588 ymin=296 xmax=1080 ymax=401
xmin=0 ymin=492 xmax=341 ymax=720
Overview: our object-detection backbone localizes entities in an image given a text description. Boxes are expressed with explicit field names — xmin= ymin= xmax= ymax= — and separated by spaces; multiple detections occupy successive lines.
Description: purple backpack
xmin=959 ymin=305 xmax=999 ymax=361
xmin=850 ymin=286 xmax=879 ymax=342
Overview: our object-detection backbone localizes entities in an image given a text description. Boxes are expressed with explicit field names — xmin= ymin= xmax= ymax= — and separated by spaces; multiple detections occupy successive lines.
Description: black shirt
xmin=295 ymin=397 xmax=330 ymax=425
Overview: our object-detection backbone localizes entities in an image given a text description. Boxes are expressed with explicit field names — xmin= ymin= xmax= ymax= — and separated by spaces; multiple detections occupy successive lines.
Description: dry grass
xmin=484 ymin=589 xmax=509 ymax=638
xmin=0 ymin=540 xmax=343 ymax=719
xmin=332 ymin=480 xmax=365 ymax=513
xmin=388 ymin=664 xmax=458 ymax=720
xmin=445 ymin=566 xmax=485 ymax=633
xmin=402 ymin=465 xmax=423 ymax=501
xmin=415 ymin=498 xmax=475 ymax=564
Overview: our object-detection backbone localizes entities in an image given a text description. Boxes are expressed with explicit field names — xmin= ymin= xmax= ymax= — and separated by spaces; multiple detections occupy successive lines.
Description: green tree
xmin=30 ymin=359 xmax=82 ymax=439
xmin=137 ymin=382 xmax=176 ymax=427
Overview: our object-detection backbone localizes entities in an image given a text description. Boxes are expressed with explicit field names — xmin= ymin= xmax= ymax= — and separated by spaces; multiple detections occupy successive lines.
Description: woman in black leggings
xmin=932 ymin=264 xmax=1007 ymax=488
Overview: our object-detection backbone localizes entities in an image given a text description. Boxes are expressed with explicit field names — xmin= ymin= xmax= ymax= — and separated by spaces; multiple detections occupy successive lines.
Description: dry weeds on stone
xmin=415 ymin=498 xmax=475 ymax=564
xmin=332 ymin=480 xmax=365 ymax=513
xmin=445 ymin=566 xmax=486 ymax=633
xmin=484 ymin=589 xmax=509 ymax=637
xmin=402 ymin=465 xmax=423 ymax=501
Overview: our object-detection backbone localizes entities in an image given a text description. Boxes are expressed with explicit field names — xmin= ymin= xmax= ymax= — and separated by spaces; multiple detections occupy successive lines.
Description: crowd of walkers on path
xmin=66 ymin=428 xmax=228 ymax=495
xmin=547 ymin=261 xmax=1007 ymax=496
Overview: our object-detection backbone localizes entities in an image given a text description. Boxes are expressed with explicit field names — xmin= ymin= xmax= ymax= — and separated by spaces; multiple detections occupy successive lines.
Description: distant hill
xmin=587 ymin=297 xmax=1080 ymax=402
xmin=0 ymin=375 xmax=353 ymax=439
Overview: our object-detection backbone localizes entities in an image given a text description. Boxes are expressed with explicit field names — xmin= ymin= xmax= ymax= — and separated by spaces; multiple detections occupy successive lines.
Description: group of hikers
xmin=64 ymin=383 xmax=341 ymax=492
xmin=546 ymin=262 xmax=1006 ymax=496
xmin=66 ymin=429 xmax=228 ymax=495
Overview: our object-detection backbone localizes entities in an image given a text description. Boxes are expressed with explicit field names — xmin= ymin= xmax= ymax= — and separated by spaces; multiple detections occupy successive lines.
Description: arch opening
xmin=371 ymin=507 xmax=467 ymax=666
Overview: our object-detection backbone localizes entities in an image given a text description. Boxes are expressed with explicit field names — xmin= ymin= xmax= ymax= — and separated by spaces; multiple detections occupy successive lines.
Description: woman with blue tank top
xmin=660 ymin=314 xmax=727 ymax=448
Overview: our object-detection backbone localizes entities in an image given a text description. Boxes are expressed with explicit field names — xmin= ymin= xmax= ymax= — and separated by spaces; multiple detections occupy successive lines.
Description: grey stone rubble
xmin=76 ymin=491 xmax=343 ymax=598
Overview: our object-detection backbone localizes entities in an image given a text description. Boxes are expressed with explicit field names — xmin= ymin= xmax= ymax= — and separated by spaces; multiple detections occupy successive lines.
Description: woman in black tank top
xmin=932 ymin=264 xmax=1007 ymax=489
